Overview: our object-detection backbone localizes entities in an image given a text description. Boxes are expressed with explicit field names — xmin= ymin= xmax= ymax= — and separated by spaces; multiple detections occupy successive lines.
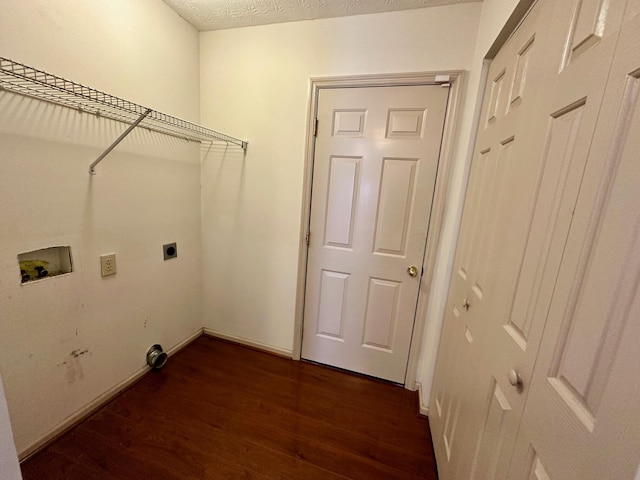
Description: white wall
xmin=0 ymin=0 xmax=525 ymax=462
xmin=415 ymin=0 xmax=523 ymax=408
xmin=0 ymin=0 xmax=202 ymax=455
xmin=0 ymin=375 xmax=20 ymax=480
xmin=199 ymin=4 xmax=483 ymax=353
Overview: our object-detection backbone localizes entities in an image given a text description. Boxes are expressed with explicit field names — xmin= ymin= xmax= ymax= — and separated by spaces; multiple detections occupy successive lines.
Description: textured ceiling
xmin=163 ymin=0 xmax=480 ymax=31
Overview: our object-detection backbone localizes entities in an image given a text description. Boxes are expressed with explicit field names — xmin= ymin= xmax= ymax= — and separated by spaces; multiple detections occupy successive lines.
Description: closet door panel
xmin=430 ymin=0 xmax=631 ymax=478
xmin=429 ymin=2 xmax=562 ymax=478
xmin=509 ymin=6 xmax=640 ymax=478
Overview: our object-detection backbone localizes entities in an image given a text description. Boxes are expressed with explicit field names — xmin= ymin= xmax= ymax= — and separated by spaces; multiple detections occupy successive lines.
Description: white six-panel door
xmin=302 ymin=85 xmax=449 ymax=383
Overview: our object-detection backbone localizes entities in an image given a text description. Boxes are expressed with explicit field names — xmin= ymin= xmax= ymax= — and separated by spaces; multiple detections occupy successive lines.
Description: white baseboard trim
xmin=415 ymin=381 xmax=430 ymax=417
xmin=203 ymin=328 xmax=293 ymax=358
xmin=19 ymin=327 xmax=204 ymax=462
xmin=166 ymin=328 xmax=205 ymax=356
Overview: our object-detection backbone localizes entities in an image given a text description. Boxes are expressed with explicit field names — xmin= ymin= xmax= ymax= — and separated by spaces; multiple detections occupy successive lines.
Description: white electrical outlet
xmin=100 ymin=253 xmax=117 ymax=277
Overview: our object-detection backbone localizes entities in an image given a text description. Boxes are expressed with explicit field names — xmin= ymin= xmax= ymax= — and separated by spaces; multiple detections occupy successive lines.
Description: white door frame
xmin=292 ymin=71 xmax=465 ymax=388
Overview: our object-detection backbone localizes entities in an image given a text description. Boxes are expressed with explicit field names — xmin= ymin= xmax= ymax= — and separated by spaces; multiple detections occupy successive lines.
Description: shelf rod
xmin=89 ymin=109 xmax=151 ymax=175
xmin=1 ymin=56 xmax=248 ymax=154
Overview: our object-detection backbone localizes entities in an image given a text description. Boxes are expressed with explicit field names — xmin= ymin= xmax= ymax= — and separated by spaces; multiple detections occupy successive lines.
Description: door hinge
xmin=305 ymin=230 xmax=311 ymax=246
xmin=313 ymin=118 xmax=318 ymax=137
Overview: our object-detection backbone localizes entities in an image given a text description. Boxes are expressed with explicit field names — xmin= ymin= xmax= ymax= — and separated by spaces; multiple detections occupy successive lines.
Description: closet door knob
xmin=462 ymin=298 xmax=470 ymax=311
xmin=407 ymin=265 xmax=419 ymax=277
xmin=508 ymin=369 xmax=522 ymax=387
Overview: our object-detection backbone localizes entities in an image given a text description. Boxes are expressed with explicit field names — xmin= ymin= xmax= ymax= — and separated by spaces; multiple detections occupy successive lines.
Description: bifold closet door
xmin=428 ymin=1 xmax=561 ymax=476
xmin=429 ymin=0 xmax=631 ymax=478
xmin=508 ymin=4 xmax=640 ymax=479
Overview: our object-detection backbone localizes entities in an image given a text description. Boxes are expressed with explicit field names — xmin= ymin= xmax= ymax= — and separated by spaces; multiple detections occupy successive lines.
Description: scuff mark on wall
xmin=59 ymin=349 xmax=91 ymax=384
xmin=70 ymin=349 xmax=88 ymax=358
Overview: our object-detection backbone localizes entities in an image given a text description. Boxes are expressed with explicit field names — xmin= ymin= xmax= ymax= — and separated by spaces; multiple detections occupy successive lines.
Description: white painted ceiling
xmin=163 ymin=0 xmax=480 ymax=31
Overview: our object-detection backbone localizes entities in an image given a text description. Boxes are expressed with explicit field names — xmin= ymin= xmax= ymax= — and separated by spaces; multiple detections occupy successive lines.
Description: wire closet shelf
xmin=0 ymin=56 xmax=248 ymax=173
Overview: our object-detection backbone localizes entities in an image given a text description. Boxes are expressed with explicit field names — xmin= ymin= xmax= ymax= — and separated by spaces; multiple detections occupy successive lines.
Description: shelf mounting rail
xmin=0 ymin=56 xmax=248 ymax=174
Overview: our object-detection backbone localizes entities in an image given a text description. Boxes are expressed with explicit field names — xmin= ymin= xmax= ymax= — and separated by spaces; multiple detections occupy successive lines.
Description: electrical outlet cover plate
xmin=163 ymin=243 xmax=177 ymax=261
xmin=100 ymin=253 xmax=116 ymax=277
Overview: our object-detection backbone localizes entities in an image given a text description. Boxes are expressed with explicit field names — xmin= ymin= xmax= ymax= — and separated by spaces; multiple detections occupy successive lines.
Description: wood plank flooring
xmin=21 ymin=336 xmax=439 ymax=479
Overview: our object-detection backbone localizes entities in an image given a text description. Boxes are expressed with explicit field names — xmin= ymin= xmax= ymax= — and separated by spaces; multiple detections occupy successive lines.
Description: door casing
xmin=292 ymin=71 xmax=464 ymax=391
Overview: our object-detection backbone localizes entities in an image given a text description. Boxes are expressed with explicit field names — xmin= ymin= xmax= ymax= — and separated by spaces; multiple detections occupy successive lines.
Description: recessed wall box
xmin=18 ymin=246 xmax=73 ymax=283
xmin=163 ymin=243 xmax=177 ymax=260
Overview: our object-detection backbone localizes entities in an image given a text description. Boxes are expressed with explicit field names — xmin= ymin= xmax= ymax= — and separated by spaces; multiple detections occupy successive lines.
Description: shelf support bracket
xmin=89 ymin=108 xmax=152 ymax=175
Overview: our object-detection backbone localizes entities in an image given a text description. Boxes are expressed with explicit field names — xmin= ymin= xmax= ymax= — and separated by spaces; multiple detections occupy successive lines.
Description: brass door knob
xmin=407 ymin=265 xmax=419 ymax=277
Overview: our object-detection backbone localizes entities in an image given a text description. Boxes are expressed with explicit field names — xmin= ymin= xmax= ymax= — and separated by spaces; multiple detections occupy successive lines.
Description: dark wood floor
xmin=21 ymin=336 xmax=439 ymax=479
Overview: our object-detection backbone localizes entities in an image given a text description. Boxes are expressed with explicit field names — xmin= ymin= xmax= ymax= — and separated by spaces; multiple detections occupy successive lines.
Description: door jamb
xmin=292 ymin=71 xmax=466 ymax=389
